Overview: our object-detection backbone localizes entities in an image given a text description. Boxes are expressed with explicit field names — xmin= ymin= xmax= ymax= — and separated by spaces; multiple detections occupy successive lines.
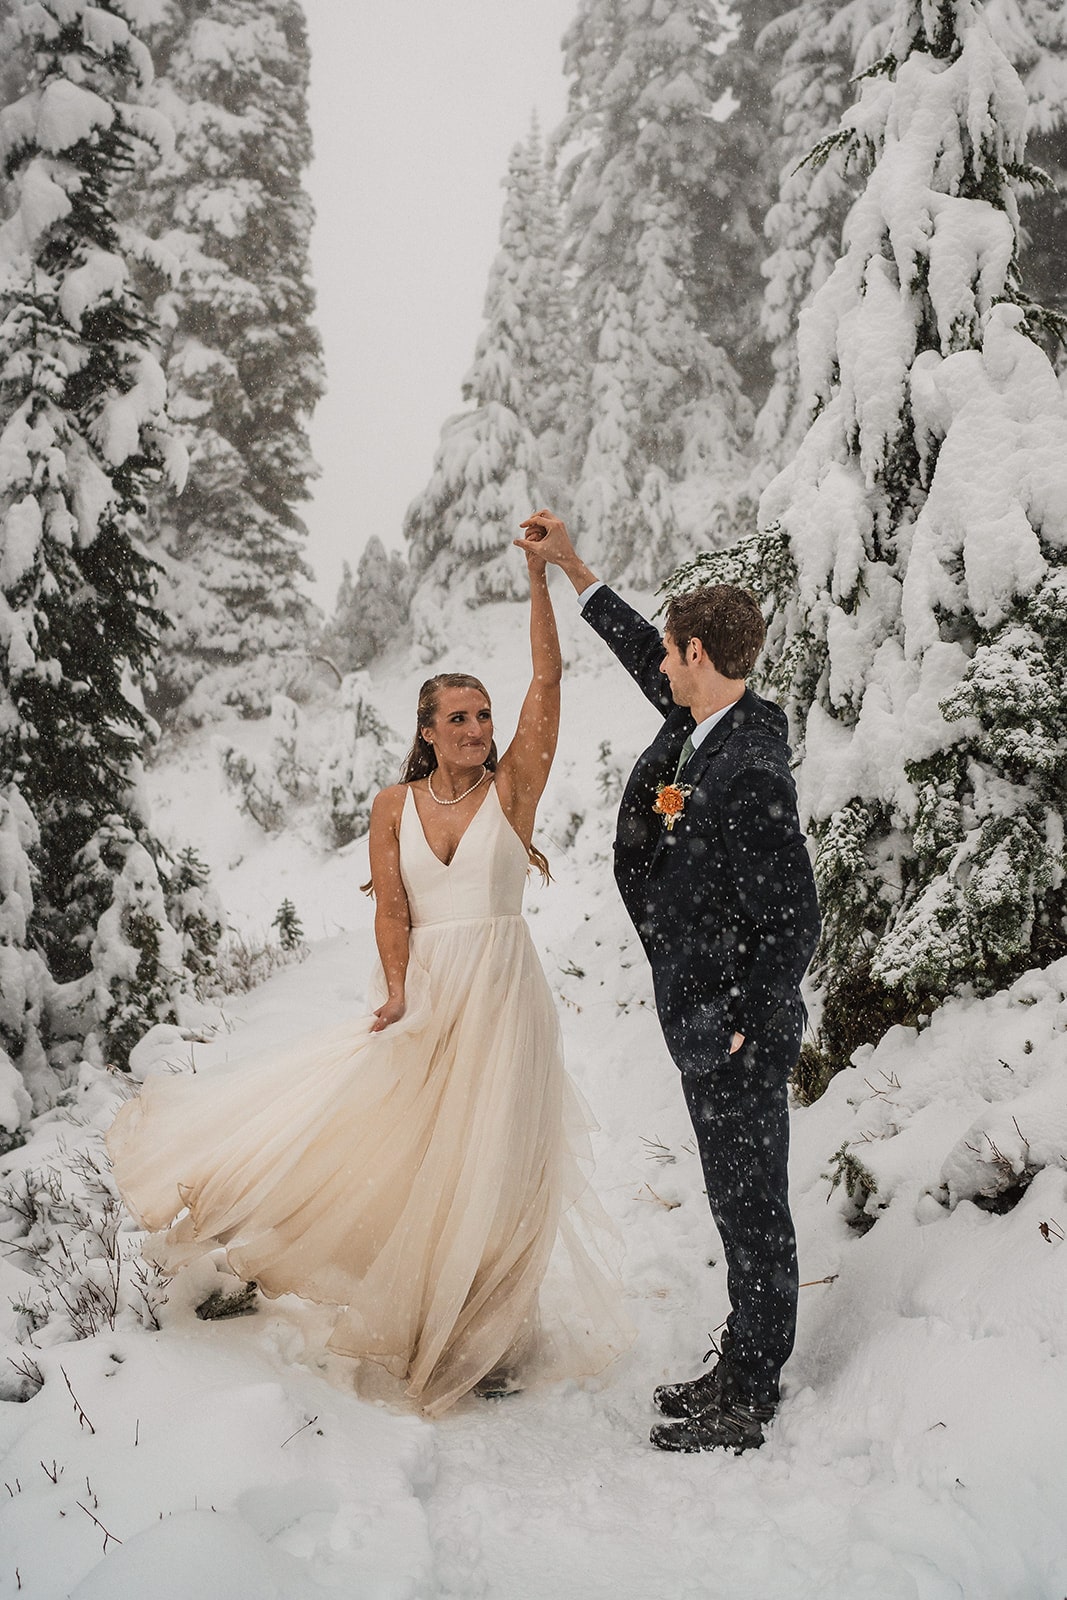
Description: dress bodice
xmin=399 ymin=782 xmax=529 ymax=926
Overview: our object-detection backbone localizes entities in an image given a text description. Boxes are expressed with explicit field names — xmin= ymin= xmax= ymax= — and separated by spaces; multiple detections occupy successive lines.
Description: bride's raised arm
xmin=494 ymin=523 xmax=561 ymax=849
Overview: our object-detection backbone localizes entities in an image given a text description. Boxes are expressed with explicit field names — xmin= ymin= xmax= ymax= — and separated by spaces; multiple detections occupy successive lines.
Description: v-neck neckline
xmin=408 ymin=780 xmax=497 ymax=869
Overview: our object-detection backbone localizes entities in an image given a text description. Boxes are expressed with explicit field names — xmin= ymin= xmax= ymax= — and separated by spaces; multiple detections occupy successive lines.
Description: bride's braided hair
xmin=399 ymin=674 xmax=550 ymax=883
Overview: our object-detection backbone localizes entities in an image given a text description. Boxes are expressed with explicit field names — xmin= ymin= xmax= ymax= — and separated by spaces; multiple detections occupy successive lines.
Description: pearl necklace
xmin=427 ymin=766 xmax=488 ymax=805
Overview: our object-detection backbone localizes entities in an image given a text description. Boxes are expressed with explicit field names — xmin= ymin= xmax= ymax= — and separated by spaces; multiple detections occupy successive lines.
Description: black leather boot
xmin=652 ymin=1334 xmax=732 ymax=1419
xmin=650 ymin=1394 xmax=776 ymax=1455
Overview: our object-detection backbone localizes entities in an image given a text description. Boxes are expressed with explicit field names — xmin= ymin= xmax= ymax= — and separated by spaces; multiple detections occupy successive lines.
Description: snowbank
xmin=2 ymin=586 xmax=1066 ymax=1598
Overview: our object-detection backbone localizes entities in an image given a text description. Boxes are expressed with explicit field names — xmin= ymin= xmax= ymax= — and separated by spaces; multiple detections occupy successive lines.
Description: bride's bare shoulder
xmin=371 ymin=784 xmax=410 ymax=827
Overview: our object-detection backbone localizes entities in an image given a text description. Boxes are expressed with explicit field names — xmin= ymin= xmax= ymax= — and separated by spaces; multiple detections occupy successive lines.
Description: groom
xmin=516 ymin=512 xmax=821 ymax=1454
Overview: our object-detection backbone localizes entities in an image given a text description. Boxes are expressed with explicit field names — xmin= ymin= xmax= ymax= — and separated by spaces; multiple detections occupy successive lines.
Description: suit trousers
xmin=669 ymin=995 xmax=804 ymax=1407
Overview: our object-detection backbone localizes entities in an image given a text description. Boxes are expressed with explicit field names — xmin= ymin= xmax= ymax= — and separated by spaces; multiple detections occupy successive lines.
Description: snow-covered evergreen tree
xmin=271 ymin=896 xmax=303 ymax=952
xmin=0 ymin=786 xmax=50 ymax=1135
xmin=701 ymin=0 xmax=800 ymax=402
xmin=0 ymin=1 xmax=215 ymax=1079
xmin=754 ymin=0 xmax=894 ymax=479
xmin=569 ymin=284 xmax=643 ymax=575
xmin=756 ymin=0 xmax=1067 ymax=482
xmin=325 ymin=538 xmax=412 ymax=674
xmin=0 ymin=0 xmax=180 ymax=954
xmin=555 ymin=0 xmax=753 ymax=578
xmin=164 ymin=842 xmax=223 ymax=987
xmin=133 ymin=0 xmax=325 ymax=721
xmin=520 ymin=118 xmax=577 ymax=476
xmin=405 ymin=124 xmax=561 ymax=618
xmin=669 ymin=0 xmax=1067 ymax=1073
xmin=86 ymin=832 xmax=184 ymax=1069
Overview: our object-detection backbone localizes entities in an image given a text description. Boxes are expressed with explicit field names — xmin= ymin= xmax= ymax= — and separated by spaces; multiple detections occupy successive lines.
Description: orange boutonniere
xmin=653 ymin=782 xmax=693 ymax=831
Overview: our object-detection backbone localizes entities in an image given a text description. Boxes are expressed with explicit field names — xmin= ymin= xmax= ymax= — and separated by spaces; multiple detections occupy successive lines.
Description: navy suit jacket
xmin=584 ymin=586 xmax=821 ymax=1058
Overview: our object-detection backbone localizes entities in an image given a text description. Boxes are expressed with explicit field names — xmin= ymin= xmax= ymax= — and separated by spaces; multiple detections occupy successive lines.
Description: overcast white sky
xmin=301 ymin=1 xmax=577 ymax=606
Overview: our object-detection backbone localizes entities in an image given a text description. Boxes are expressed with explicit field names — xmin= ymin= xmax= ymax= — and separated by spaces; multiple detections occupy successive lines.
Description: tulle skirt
xmin=107 ymin=914 xmax=630 ymax=1415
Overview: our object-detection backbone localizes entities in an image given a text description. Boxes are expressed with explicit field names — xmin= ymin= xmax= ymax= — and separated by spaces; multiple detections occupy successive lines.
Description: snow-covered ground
xmin=2 ymin=583 xmax=1066 ymax=1599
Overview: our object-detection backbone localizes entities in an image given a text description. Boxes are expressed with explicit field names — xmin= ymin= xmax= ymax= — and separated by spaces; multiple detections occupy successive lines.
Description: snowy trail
xmin=421 ymin=1346 xmax=1006 ymax=1600
xmin=4 ymin=599 xmax=1067 ymax=1597
xmin=425 ymin=1385 xmax=816 ymax=1600
xmin=3 ymin=924 xmax=1067 ymax=1599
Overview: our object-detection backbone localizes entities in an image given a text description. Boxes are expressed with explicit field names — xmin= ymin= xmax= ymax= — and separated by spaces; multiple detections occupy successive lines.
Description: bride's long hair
xmin=363 ymin=674 xmax=550 ymax=890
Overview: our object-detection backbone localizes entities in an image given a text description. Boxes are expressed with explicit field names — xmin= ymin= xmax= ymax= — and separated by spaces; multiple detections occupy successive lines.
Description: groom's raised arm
xmin=514 ymin=511 xmax=674 ymax=716
xmin=580 ymin=587 xmax=675 ymax=715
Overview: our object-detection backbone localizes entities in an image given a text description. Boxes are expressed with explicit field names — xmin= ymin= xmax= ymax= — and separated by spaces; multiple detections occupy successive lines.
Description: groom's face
xmin=659 ymin=631 xmax=696 ymax=706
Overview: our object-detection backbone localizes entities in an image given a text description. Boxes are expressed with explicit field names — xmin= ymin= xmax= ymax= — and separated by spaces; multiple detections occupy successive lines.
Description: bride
xmin=107 ymin=528 xmax=627 ymax=1415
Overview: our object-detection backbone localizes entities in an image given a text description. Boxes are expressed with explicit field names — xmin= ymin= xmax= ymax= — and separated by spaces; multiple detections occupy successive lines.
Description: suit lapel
xmin=649 ymin=693 xmax=750 ymax=865
xmin=679 ymin=690 xmax=754 ymax=785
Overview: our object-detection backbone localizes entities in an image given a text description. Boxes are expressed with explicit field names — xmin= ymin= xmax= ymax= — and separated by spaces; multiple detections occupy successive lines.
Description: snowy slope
xmin=2 ymin=581 xmax=1066 ymax=1600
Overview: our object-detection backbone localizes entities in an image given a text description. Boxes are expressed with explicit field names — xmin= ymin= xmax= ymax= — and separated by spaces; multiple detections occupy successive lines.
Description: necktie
xmin=672 ymin=735 xmax=695 ymax=783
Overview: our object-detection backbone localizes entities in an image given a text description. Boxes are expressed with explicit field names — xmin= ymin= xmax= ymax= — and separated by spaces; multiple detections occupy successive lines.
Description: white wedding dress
xmin=108 ymin=783 xmax=628 ymax=1415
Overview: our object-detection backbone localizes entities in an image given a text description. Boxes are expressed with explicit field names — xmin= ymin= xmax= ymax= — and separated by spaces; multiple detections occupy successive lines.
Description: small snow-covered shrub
xmin=595 ymin=740 xmax=626 ymax=806
xmin=218 ymin=744 xmax=288 ymax=832
xmin=194 ymin=1280 xmax=258 ymax=1321
xmin=317 ymin=673 xmax=402 ymax=848
xmin=0 ymin=1144 xmax=168 ymax=1346
xmin=164 ymin=844 xmax=224 ymax=990
xmin=270 ymin=695 xmax=311 ymax=800
xmin=87 ymin=837 xmax=184 ymax=1072
xmin=212 ymin=929 xmax=307 ymax=996
xmin=271 ymin=898 xmax=304 ymax=953
xmin=217 ymin=696 xmax=316 ymax=834
xmin=824 ymin=1141 xmax=880 ymax=1233
xmin=813 ymin=957 xmax=1067 ymax=1234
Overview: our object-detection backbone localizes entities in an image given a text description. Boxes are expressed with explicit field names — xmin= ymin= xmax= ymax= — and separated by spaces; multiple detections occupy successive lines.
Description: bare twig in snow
xmin=75 ymin=1499 xmax=122 ymax=1552
xmin=60 ymin=1367 xmax=95 ymax=1434
xmin=280 ymin=1414 xmax=319 ymax=1449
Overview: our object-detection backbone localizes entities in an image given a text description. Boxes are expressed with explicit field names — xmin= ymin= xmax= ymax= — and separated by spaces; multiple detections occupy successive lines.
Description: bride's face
xmin=423 ymin=688 xmax=494 ymax=770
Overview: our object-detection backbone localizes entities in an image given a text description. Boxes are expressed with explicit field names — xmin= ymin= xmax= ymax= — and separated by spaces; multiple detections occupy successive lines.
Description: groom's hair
xmin=664 ymin=585 xmax=765 ymax=680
